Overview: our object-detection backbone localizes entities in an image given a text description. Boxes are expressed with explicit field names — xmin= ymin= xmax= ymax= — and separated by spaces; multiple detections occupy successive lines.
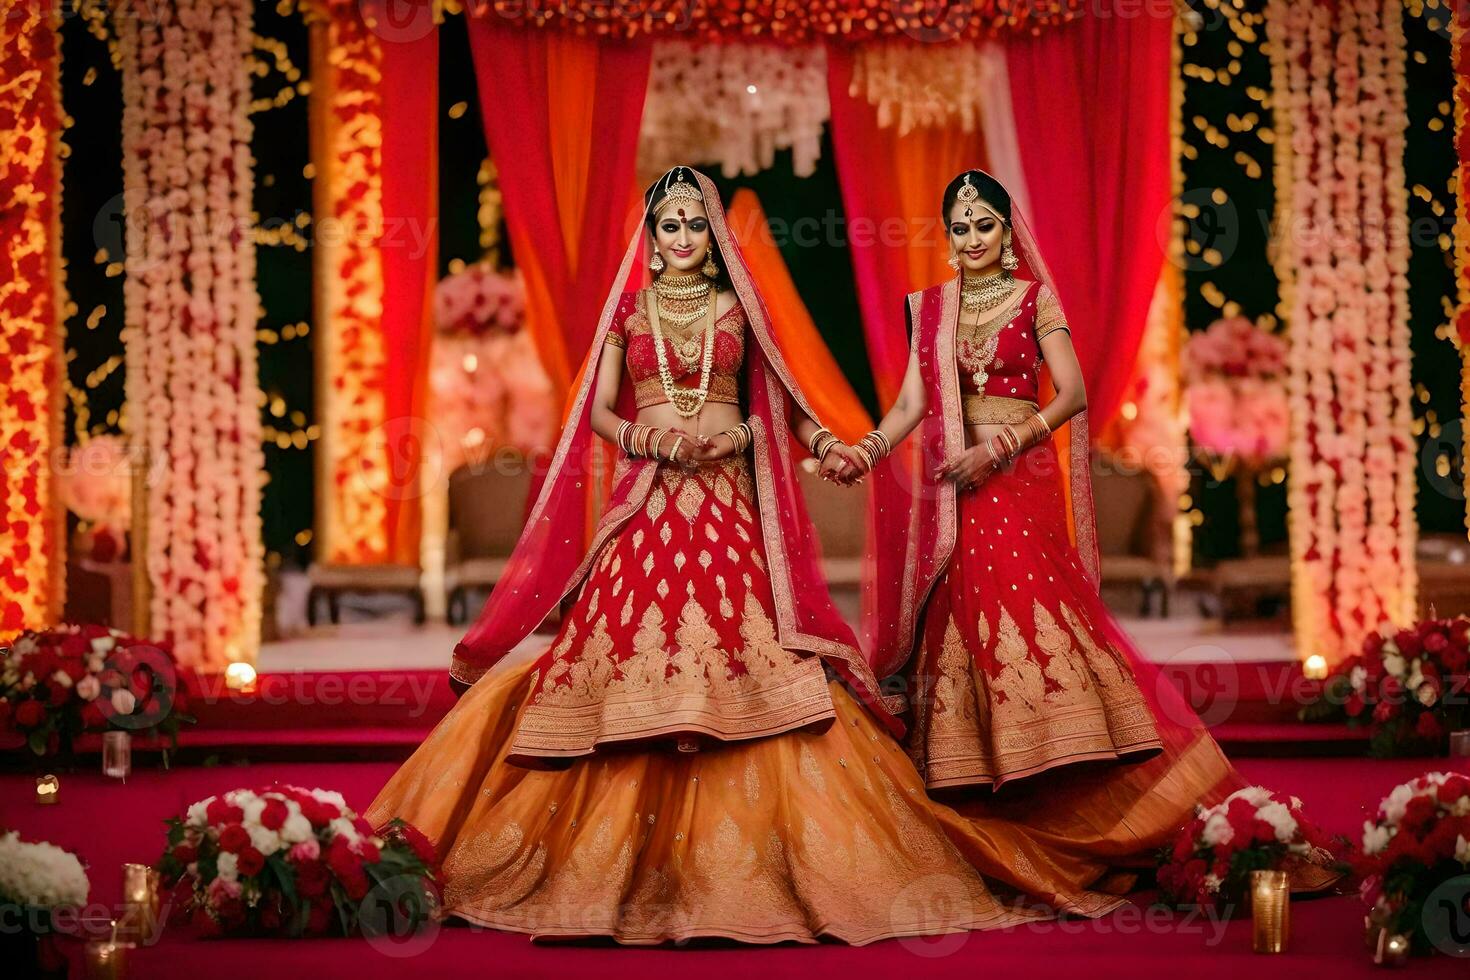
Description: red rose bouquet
xmin=1157 ymin=785 xmax=1343 ymax=909
xmin=1303 ymin=616 xmax=1470 ymax=757
xmin=0 ymin=624 xmax=193 ymax=757
xmin=158 ymin=785 xmax=439 ymax=938
xmin=1357 ymin=772 xmax=1470 ymax=957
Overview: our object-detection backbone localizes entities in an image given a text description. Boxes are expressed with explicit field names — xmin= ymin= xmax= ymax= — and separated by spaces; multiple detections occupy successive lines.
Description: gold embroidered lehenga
xmin=861 ymin=169 xmax=1341 ymax=915
xmin=366 ymin=168 xmax=1068 ymax=943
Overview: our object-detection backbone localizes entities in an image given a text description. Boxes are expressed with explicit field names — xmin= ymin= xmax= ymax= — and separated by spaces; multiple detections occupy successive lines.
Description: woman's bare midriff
xmin=963 ymin=422 xmax=1010 ymax=451
xmin=635 ymin=401 xmax=745 ymax=443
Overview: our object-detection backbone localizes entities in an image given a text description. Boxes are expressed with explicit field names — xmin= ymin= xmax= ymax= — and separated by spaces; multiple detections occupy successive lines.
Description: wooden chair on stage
xmin=1417 ymin=533 xmax=1470 ymax=620
xmin=1091 ymin=454 xmax=1174 ymax=617
xmin=443 ymin=461 xmax=534 ymax=626
xmin=306 ymin=562 xmax=426 ymax=626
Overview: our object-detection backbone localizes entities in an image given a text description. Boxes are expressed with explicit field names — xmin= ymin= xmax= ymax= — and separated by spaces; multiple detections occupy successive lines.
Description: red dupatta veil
xmin=453 ymin=168 xmax=902 ymax=735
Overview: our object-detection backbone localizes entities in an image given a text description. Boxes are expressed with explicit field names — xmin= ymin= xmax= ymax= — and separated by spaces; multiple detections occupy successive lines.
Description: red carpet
xmin=4 ymin=756 xmax=1467 ymax=977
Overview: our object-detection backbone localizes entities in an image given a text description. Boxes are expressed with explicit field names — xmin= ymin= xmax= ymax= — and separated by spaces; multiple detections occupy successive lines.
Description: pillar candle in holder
xmin=84 ymin=929 xmax=128 ymax=980
xmin=117 ymin=863 xmax=161 ymax=945
xmin=1251 ymin=869 xmax=1289 ymax=953
xmin=102 ymin=731 xmax=131 ymax=780
xmin=1450 ymin=730 xmax=1470 ymax=758
xmin=35 ymin=774 xmax=60 ymax=805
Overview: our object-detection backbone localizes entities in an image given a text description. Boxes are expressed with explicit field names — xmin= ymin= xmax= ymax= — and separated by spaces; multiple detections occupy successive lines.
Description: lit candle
xmin=35 ymin=774 xmax=60 ymax=805
xmin=118 ymin=863 xmax=161 ymax=946
xmin=1302 ymin=654 xmax=1328 ymax=681
xmin=84 ymin=938 xmax=127 ymax=979
xmin=1251 ymin=869 xmax=1289 ymax=954
xmin=103 ymin=730 xmax=131 ymax=780
xmin=224 ymin=661 xmax=257 ymax=691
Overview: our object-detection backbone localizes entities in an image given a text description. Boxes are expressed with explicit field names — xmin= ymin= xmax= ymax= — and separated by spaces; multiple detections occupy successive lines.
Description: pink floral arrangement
xmin=159 ymin=785 xmax=439 ymax=938
xmin=1181 ymin=316 xmax=1289 ymax=466
xmin=0 ymin=625 xmax=192 ymax=757
xmin=1357 ymin=772 xmax=1470 ymax=956
xmin=1157 ymin=785 xmax=1339 ymax=908
xmin=1304 ymin=616 xmax=1470 ymax=757
xmin=434 ymin=263 xmax=525 ymax=337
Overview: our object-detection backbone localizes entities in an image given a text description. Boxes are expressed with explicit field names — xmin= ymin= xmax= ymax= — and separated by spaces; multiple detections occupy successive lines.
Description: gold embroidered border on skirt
xmin=507 ymin=456 xmax=837 ymax=763
xmin=910 ymin=599 xmax=1163 ymax=790
xmin=366 ymin=663 xmax=1052 ymax=945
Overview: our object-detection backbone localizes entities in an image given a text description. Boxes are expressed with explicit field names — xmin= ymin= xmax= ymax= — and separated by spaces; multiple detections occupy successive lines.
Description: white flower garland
xmin=848 ymin=42 xmax=987 ymax=137
xmin=640 ymin=42 xmax=828 ymax=179
xmin=1270 ymin=0 xmax=1417 ymax=663
xmin=117 ymin=0 xmax=263 ymax=670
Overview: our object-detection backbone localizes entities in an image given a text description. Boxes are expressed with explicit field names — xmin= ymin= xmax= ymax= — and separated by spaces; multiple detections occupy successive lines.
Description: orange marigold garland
xmin=460 ymin=0 xmax=1082 ymax=44
xmin=0 ymin=0 xmax=66 ymax=634
xmin=308 ymin=0 xmax=390 ymax=564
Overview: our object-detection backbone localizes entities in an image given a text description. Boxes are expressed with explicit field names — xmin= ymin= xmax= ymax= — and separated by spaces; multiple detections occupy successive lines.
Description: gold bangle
xmin=670 ymin=435 xmax=685 ymax=463
xmin=808 ymin=427 xmax=834 ymax=457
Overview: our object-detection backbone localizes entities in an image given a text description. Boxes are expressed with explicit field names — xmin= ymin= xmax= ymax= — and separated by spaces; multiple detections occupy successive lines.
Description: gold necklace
xmin=649 ymin=293 xmax=716 ymax=418
xmin=653 ymin=271 xmax=713 ymax=332
xmin=959 ymin=270 xmax=1015 ymax=314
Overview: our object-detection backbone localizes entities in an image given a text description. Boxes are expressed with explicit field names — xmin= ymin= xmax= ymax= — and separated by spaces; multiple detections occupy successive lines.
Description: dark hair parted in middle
xmin=941 ymin=170 xmax=1013 ymax=226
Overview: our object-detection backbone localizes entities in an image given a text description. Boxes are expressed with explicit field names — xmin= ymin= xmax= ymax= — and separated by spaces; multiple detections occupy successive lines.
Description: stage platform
xmin=4 ymin=756 xmax=1465 ymax=978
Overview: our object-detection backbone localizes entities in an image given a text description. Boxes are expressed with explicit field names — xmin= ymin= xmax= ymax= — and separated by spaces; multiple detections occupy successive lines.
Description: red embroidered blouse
xmin=953 ymin=280 xmax=1069 ymax=423
xmin=604 ymin=290 xmax=746 ymax=410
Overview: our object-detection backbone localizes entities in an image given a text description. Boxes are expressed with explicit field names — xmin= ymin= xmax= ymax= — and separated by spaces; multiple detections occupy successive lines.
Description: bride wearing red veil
xmin=367 ymin=167 xmax=1072 ymax=944
xmin=841 ymin=169 xmax=1339 ymax=914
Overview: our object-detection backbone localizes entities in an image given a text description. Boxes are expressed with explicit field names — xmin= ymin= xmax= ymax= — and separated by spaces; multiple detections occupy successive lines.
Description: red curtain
xmin=827 ymin=47 xmax=989 ymax=407
xmin=465 ymin=20 xmax=651 ymax=401
xmin=373 ymin=5 xmax=439 ymax=564
xmin=1005 ymin=13 xmax=1175 ymax=429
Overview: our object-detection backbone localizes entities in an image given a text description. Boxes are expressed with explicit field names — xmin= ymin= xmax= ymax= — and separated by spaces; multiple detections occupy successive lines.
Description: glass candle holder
xmin=84 ymin=938 xmax=128 ymax=980
xmin=1251 ymin=869 xmax=1289 ymax=954
xmin=117 ymin=863 xmax=161 ymax=945
xmin=102 ymin=730 xmax=131 ymax=780
xmin=35 ymin=774 xmax=60 ymax=805
xmin=1450 ymin=730 xmax=1470 ymax=758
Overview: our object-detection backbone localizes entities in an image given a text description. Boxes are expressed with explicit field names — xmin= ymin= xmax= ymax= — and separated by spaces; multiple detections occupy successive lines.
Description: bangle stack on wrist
xmin=617 ymin=421 xmax=672 ymax=460
xmin=719 ymin=421 xmax=752 ymax=455
xmin=850 ymin=429 xmax=891 ymax=472
xmin=992 ymin=412 xmax=1052 ymax=462
xmin=808 ymin=427 xmax=839 ymax=464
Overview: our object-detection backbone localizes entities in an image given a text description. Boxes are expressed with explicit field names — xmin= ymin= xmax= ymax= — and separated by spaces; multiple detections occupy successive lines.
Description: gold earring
xmin=1001 ymin=240 xmax=1019 ymax=271
xmin=702 ymin=247 xmax=718 ymax=279
xmin=650 ymin=251 xmax=665 ymax=274
xmin=947 ymin=253 xmax=960 ymax=271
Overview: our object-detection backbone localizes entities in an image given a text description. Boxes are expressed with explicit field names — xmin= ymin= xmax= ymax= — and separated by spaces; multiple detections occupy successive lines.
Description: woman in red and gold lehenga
xmin=841 ymin=169 xmax=1339 ymax=915
xmin=365 ymin=167 xmax=1072 ymax=944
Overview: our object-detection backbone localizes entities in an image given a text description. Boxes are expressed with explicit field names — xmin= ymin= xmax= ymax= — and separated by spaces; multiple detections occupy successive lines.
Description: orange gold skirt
xmin=366 ymin=660 xmax=1056 ymax=945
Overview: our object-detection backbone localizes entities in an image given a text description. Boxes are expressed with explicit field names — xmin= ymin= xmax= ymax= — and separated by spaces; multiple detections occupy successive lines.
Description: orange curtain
xmin=726 ymin=190 xmax=872 ymax=443
xmin=828 ymin=47 xmax=990 ymax=406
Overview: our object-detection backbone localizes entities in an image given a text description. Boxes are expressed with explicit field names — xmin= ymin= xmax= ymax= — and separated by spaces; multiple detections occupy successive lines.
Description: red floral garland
xmin=462 ymin=0 xmax=1083 ymax=44
xmin=0 ymin=1 xmax=65 ymax=635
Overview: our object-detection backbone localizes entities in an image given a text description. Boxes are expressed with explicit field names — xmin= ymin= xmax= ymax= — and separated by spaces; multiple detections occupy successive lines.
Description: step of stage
xmin=0 ymin=660 xmax=1373 ymax=766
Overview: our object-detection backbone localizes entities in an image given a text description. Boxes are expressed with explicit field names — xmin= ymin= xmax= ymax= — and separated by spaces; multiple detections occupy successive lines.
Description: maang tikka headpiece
xmin=956 ymin=173 xmax=981 ymax=220
xmin=652 ymin=169 xmax=703 ymax=218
